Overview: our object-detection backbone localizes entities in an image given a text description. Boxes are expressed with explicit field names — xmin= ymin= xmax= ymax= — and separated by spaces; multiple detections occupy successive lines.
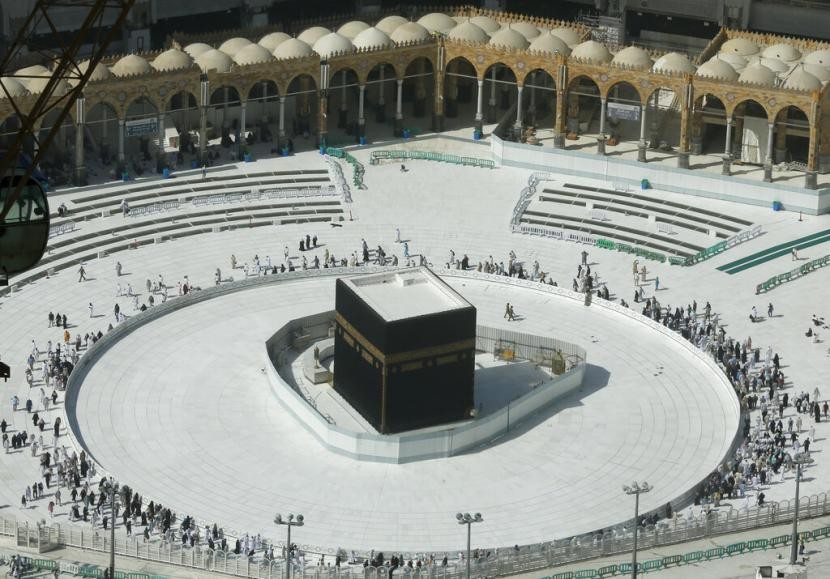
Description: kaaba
xmin=333 ymin=267 xmax=476 ymax=434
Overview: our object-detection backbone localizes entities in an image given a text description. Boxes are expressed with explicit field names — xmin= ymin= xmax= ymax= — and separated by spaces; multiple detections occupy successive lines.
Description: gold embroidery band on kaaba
xmin=335 ymin=312 xmax=474 ymax=365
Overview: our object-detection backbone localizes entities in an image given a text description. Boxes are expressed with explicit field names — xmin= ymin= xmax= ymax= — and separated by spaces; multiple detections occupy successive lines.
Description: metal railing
xmin=756 ymin=252 xmax=830 ymax=294
xmin=48 ymin=220 xmax=76 ymax=237
xmin=191 ymin=187 xmax=337 ymax=207
xmin=128 ymin=200 xmax=180 ymax=217
xmin=684 ymin=224 xmax=763 ymax=266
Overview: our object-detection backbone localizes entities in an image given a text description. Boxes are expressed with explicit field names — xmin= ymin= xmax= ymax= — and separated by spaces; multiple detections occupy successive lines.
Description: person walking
xmin=88 ymin=303 xmax=94 ymax=318
xmin=395 ymin=228 xmax=401 ymax=243
xmin=115 ymin=261 xmax=122 ymax=276
xmin=581 ymin=250 xmax=588 ymax=266
xmin=77 ymin=265 xmax=87 ymax=282
xmin=768 ymin=303 xmax=774 ymax=318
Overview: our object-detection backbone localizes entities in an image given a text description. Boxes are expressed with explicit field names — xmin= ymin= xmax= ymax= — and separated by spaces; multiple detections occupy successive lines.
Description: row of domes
xmin=4 ymin=14 xmax=830 ymax=98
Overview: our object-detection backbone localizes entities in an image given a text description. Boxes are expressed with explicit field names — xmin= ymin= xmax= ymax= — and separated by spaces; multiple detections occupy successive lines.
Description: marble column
xmin=722 ymin=116 xmax=733 ymax=175
xmin=638 ymin=105 xmax=647 ymax=163
xmin=514 ymin=85 xmax=524 ymax=130
xmin=394 ymin=78 xmax=403 ymax=137
xmin=475 ymin=79 xmax=484 ymax=134
xmin=763 ymin=122 xmax=774 ymax=182
xmin=74 ymin=97 xmax=86 ymax=185
xmin=358 ymin=85 xmax=366 ymax=138
xmin=597 ymin=97 xmax=607 ymax=155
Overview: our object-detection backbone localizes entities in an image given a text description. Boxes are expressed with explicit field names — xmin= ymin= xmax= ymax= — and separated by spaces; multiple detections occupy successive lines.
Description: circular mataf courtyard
xmin=66 ymin=269 xmax=740 ymax=553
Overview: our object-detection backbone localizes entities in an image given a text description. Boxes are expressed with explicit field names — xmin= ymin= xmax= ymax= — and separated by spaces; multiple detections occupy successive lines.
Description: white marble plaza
xmin=68 ymin=272 xmax=738 ymax=553
xmin=0 ymin=134 xmax=829 ymax=562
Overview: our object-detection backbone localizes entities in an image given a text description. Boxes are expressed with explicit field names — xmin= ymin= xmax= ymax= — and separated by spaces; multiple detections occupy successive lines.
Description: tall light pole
xmin=275 ymin=513 xmax=304 ymax=579
xmin=623 ymin=481 xmax=652 ymax=579
xmin=790 ymin=452 xmax=814 ymax=564
xmin=101 ymin=478 xmax=118 ymax=579
xmin=456 ymin=512 xmax=483 ymax=579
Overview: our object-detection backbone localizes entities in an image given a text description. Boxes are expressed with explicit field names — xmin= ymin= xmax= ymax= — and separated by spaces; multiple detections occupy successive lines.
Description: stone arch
xmin=519 ymin=68 xmax=556 ymax=138
xmin=284 ymin=73 xmax=319 ymax=140
xmin=86 ymin=101 xmax=120 ymax=166
xmin=164 ymin=90 xmax=199 ymax=147
xmin=565 ymin=75 xmax=602 ymax=142
xmin=603 ymin=80 xmax=648 ymax=150
xmin=691 ymin=93 xmax=728 ymax=156
xmin=731 ymin=98 xmax=770 ymax=164
xmin=443 ymin=57 xmax=480 ymax=124
xmin=773 ymin=104 xmax=811 ymax=165
xmin=401 ymin=57 xmax=434 ymax=121
xmin=364 ymin=63 xmax=397 ymax=128
xmin=639 ymin=85 xmax=681 ymax=152
xmin=328 ymin=67 xmax=360 ymax=134
xmin=124 ymin=94 xmax=161 ymax=119
xmin=604 ymin=80 xmax=645 ymax=106
xmin=36 ymin=109 xmax=75 ymax=184
xmin=357 ymin=59 xmax=400 ymax=85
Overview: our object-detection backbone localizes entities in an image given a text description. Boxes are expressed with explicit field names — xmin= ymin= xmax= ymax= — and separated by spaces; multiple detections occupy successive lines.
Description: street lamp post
xmin=102 ymin=478 xmax=118 ymax=579
xmin=275 ymin=513 xmax=304 ymax=579
xmin=790 ymin=452 xmax=814 ymax=564
xmin=623 ymin=481 xmax=652 ymax=579
xmin=456 ymin=512 xmax=483 ymax=579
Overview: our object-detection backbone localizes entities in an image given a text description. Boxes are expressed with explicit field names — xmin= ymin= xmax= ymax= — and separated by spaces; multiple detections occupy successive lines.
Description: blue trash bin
xmin=641 ymin=178 xmax=651 ymax=190
xmin=319 ymin=146 xmax=326 ymax=155
xmin=359 ymin=136 xmax=366 ymax=145
xmin=281 ymin=147 xmax=289 ymax=157
xmin=403 ymin=129 xmax=410 ymax=139
xmin=772 ymin=201 xmax=782 ymax=211
xmin=191 ymin=159 xmax=198 ymax=169
xmin=473 ymin=130 xmax=482 ymax=140
xmin=244 ymin=153 xmax=252 ymax=163
xmin=121 ymin=172 xmax=129 ymax=182
xmin=162 ymin=167 xmax=170 ymax=179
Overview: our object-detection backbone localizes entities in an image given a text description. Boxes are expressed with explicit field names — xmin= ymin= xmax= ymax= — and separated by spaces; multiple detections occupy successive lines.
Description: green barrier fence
xmin=326 ymin=147 xmax=365 ymax=188
xmin=594 ymin=238 xmax=670 ymax=263
xmin=369 ymin=150 xmax=495 ymax=169
xmin=536 ymin=527 xmax=830 ymax=579
xmin=755 ymin=253 xmax=830 ymax=294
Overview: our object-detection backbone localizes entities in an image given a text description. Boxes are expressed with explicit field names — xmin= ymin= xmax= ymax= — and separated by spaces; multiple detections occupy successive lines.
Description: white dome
xmin=152 ymin=48 xmax=193 ymax=72
xmin=337 ymin=21 xmax=369 ymax=40
xmin=0 ymin=77 xmax=28 ymax=98
xmin=612 ymin=46 xmax=652 ymax=69
xmin=15 ymin=64 xmax=50 ymax=88
xmin=508 ymin=21 xmax=540 ymax=40
xmin=352 ymin=27 xmax=394 ymax=50
xmin=760 ymin=57 xmax=789 ymax=73
xmin=717 ymin=52 xmax=748 ymax=71
xmin=550 ymin=27 xmax=581 ymax=47
xmin=376 ymin=15 xmax=408 ymax=36
xmin=804 ymin=49 xmax=830 ymax=67
xmin=721 ymin=37 xmax=759 ymax=56
xmin=297 ymin=26 xmax=331 ymax=45
xmin=738 ymin=63 xmax=776 ymax=86
xmin=571 ymin=40 xmax=612 ymax=64
xmin=312 ymin=32 xmax=353 ymax=58
xmin=417 ymin=13 xmax=456 ymax=34
xmin=470 ymin=16 xmax=500 ymax=34
xmin=447 ymin=21 xmax=489 ymax=44
xmin=69 ymin=60 xmax=113 ymax=86
xmin=28 ymin=74 xmax=70 ymax=96
xmin=391 ymin=21 xmax=431 ymax=44
xmin=784 ymin=68 xmax=822 ymax=91
xmin=488 ymin=27 xmax=529 ymax=50
xmin=233 ymin=43 xmax=274 ymax=65
xmin=762 ymin=43 xmax=801 ymax=62
xmin=218 ymin=37 xmax=252 ymax=58
xmin=696 ymin=59 xmax=738 ymax=81
xmin=258 ymin=32 xmax=291 ymax=52
xmin=183 ymin=43 xmax=212 ymax=58
xmin=528 ymin=32 xmax=571 ymax=55
xmin=652 ymin=52 xmax=695 ymax=74
xmin=111 ymin=54 xmax=151 ymax=77
xmin=195 ymin=49 xmax=233 ymax=73
xmin=802 ymin=63 xmax=830 ymax=82
xmin=273 ymin=38 xmax=313 ymax=60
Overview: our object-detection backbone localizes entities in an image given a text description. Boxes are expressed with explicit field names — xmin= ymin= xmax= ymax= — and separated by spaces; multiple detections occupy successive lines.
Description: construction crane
xmin=0 ymin=0 xmax=135 ymax=284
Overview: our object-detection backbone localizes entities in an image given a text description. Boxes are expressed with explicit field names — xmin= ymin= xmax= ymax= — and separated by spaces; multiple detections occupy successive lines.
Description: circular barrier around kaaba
xmin=64 ymin=267 xmax=741 ymax=554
